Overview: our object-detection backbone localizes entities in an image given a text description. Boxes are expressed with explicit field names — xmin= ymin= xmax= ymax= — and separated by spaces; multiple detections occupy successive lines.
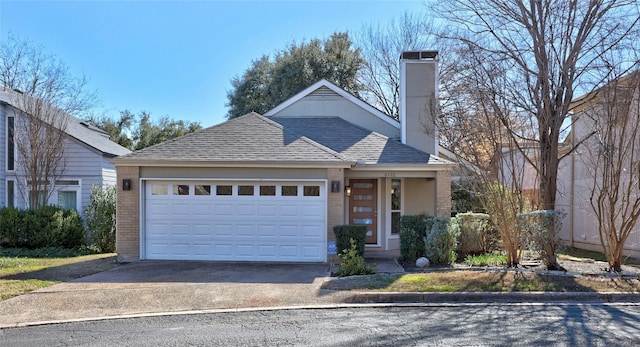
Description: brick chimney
xmin=399 ymin=50 xmax=438 ymax=155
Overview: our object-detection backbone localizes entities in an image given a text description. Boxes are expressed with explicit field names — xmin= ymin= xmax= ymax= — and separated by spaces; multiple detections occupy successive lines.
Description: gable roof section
xmin=271 ymin=116 xmax=451 ymax=166
xmin=264 ymin=79 xmax=400 ymax=129
xmin=0 ymin=89 xmax=130 ymax=157
xmin=113 ymin=112 xmax=349 ymax=166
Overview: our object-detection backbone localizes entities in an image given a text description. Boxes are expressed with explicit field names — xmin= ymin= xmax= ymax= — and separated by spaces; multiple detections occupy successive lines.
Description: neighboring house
xmin=497 ymin=74 xmax=640 ymax=258
xmin=555 ymin=75 xmax=640 ymax=258
xmin=0 ymin=88 xmax=131 ymax=215
xmin=112 ymin=51 xmax=454 ymax=263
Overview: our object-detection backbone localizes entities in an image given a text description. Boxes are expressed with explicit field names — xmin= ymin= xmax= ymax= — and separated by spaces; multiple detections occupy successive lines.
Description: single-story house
xmin=0 ymin=88 xmax=131 ymax=215
xmin=112 ymin=50 xmax=454 ymax=263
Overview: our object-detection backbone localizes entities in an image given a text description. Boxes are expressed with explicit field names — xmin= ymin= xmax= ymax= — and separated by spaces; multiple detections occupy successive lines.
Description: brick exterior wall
xmin=436 ymin=170 xmax=452 ymax=217
xmin=116 ymin=166 xmax=140 ymax=262
xmin=326 ymin=168 xmax=345 ymax=243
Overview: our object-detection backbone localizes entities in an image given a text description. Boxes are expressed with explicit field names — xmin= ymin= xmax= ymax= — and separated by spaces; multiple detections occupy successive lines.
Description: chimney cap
xmin=400 ymin=50 xmax=438 ymax=61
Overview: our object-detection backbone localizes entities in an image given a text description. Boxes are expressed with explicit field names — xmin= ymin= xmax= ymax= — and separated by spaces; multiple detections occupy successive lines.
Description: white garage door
xmin=143 ymin=180 xmax=327 ymax=262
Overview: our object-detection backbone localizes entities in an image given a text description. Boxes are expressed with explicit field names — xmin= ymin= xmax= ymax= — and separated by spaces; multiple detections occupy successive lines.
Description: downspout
xmin=570 ymin=122 xmax=575 ymax=248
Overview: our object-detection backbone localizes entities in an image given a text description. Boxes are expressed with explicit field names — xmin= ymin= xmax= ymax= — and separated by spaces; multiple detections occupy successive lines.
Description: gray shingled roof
xmin=0 ymin=89 xmax=130 ymax=157
xmin=115 ymin=113 xmax=348 ymax=163
xmin=271 ymin=116 xmax=451 ymax=165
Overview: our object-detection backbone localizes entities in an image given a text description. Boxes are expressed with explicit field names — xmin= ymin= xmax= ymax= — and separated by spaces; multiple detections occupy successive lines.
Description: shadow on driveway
xmin=73 ymin=260 xmax=332 ymax=285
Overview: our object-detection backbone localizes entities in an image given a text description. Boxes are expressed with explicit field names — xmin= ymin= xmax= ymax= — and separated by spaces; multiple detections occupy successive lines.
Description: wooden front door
xmin=349 ymin=179 xmax=378 ymax=244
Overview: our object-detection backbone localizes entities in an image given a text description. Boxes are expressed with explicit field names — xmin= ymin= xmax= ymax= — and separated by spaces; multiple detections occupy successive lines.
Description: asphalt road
xmin=2 ymin=303 xmax=640 ymax=346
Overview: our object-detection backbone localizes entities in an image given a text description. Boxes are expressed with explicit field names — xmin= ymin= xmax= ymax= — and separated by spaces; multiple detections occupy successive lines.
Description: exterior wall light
xmin=122 ymin=179 xmax=131 ymax=191
xmin=345 ymin=186 xmax=351 ymax=197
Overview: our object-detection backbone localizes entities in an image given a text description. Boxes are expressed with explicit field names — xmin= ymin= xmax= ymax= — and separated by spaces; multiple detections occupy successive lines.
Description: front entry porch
xmin=344 ymin=171 xmax=447 ymax=253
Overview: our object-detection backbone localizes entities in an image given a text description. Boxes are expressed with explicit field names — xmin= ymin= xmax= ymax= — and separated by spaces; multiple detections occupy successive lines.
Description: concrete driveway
xmin=0 ymin=260 xmax=359 ymax=327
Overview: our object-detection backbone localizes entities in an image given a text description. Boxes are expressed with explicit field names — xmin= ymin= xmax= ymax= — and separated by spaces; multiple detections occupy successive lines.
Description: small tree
xmin=0 ymin=34 xmax=95 ymax=208
xmin=84 ymin=185 xmax=116 ymax=252
xmin=582 ymin=70 xmax=640 ymax=272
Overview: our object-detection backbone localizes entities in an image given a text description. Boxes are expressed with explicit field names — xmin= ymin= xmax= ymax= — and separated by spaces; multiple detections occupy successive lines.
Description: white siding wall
xmin=101 ymin=157 xmax=117 ymax=187
xmin=556 ymin=110 xmax=640 ymax=257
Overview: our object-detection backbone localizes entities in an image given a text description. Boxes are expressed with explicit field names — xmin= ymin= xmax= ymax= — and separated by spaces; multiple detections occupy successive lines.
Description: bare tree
xmin=434 ymin=0 xmax=640 ymax=210
xmin=0 ymin=34 xmax=95 ymax=208
xmin=582 ymin=69 xmax=640 ymax=272
xmin=356 ymin=11 xmax=438 ymax=120
xmin=444 ymin=50 xmax=534 ymax=266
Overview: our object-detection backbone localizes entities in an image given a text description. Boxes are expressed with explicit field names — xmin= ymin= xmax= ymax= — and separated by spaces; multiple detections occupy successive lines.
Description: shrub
xmin=0 ymin=207 xmax=24 ymax=247
xmin=85 ymin=185 xmax=117 ymax=252
xmin=424 ymin=217 xmax=460 ymax=265
xmin=0 ymin=206 xmax=84 ymax=249
xmin=399 ymin=214 xmax=433 ymax=263
xmin=456 ymin=212 xmax=498 ymax=257
xmin=333 ymin=225 xmax=367 ymax=256
xmin=517 ymin=210 xmax=565 ymax=270
xmin=336 ymin=239 xmax=376 ymax=276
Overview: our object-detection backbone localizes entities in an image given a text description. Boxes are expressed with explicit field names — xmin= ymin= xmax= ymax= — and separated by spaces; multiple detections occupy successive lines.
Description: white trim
xmin=388 ymin=178 xmax=403 ymax=246
xmin=53 ymin=178 xmax=82 ymax=211
xmin=5 ymin=114 xmax=15 ymax=172
xmin=264 ymin=79 xmax=400 ymax=129
xmin=5 ymin=179 xmax=15 ymax=207
xmin=400 ymin=61 xmax=407 ymax=145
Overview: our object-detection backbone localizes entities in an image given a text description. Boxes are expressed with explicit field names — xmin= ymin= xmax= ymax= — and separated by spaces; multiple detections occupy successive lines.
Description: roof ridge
xmin=253 ymin=114 xmax=350 ymax=162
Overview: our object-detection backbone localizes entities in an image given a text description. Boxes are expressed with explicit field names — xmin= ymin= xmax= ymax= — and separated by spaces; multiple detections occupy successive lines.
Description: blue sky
xmin=0 ymin=0 xmax=427 ymax=128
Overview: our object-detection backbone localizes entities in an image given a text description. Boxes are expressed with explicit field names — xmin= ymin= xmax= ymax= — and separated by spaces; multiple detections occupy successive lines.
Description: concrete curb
xmin=346 ymin=291 xmax=640 ymax=303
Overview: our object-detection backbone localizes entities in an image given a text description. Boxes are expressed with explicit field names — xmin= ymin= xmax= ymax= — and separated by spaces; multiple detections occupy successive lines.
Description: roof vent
xmin=400 ymin=51 xmax=438 ymax=61
xmin=310 ymin=86 xmax=339 ymax=97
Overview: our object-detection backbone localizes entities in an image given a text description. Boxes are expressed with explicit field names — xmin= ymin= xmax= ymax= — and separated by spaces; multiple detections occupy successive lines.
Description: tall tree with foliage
xmin=226 ymin=32 xmax=365 ymax=118
xmin=435 ymin=0 xmax=640 ymax=210
xmin=86 ymin=110 xmax=201 ymax=150
xmin=0 ymin=34 xmax=95 ymax=208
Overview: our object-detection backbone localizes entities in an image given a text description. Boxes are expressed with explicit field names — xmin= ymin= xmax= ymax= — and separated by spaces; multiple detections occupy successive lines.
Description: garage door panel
xmin=237 ymin=204 xmax=254 ymax=215
xmin=215 ymin=204 xmax=233 ymax=215
xmin=144 ymin=180 xmax=326 ymax=262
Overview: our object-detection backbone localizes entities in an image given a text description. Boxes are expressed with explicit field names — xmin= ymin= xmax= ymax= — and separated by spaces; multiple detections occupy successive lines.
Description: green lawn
xmin=0 ymin=252 xmax=118 ymax=300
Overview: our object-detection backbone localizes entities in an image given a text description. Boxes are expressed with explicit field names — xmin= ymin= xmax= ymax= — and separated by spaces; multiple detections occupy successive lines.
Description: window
xmin=391 ymin=179 xmax=402 ymax=234
xmin=55 ymin=180 xmax=80 ymax=186
xmin=303 ymin=186 xmax=320 ymax=196
xmin=260 ymin=185 xmax=276 ymax=196
xmin=58 ymin=191 xmax=77 ymax=210
xmin=216 ymin=185 xmax=232 ymax=196
xmin=173 ymin=185 xmax=190 ymax=195
xmin=7 ymin=116 xmax=14 ymax=171
xmin=238 ymin=185 xmax=255 ymax=196
xmin=281 ymin=185 xmax=298 ymax=196
xmin=6 ymin=180 xmax=14 ymax=207
xmin=194 ymin=185 xmax=211 ymax=196
xmin=151 ymin=184 xmax=168 ymax=195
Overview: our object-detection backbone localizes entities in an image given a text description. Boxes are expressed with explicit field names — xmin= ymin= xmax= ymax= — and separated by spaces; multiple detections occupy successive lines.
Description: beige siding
xmin=140 ymin=167 xmax=328 ymax=180
xmin=404 ymin=178 xmax=436 ymax=216
xmin=401 ymin=60 xmax=438 ymax=155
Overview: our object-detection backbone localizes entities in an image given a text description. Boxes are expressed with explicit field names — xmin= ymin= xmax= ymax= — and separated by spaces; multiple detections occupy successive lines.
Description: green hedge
xmin=0 ymin=206 xmax=85 ymax=249
xmin=456 ymin=212 xmax=498 ymax=257
xmin=517 ymin=210 xmax=565 ymax=270
xmin=425 ymin=217 xmax=460 ymax=265
xmin=399 ymin=214 xmax=433 ymax=263
xmin=333 ymin=225 xmax=367 ymax=256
